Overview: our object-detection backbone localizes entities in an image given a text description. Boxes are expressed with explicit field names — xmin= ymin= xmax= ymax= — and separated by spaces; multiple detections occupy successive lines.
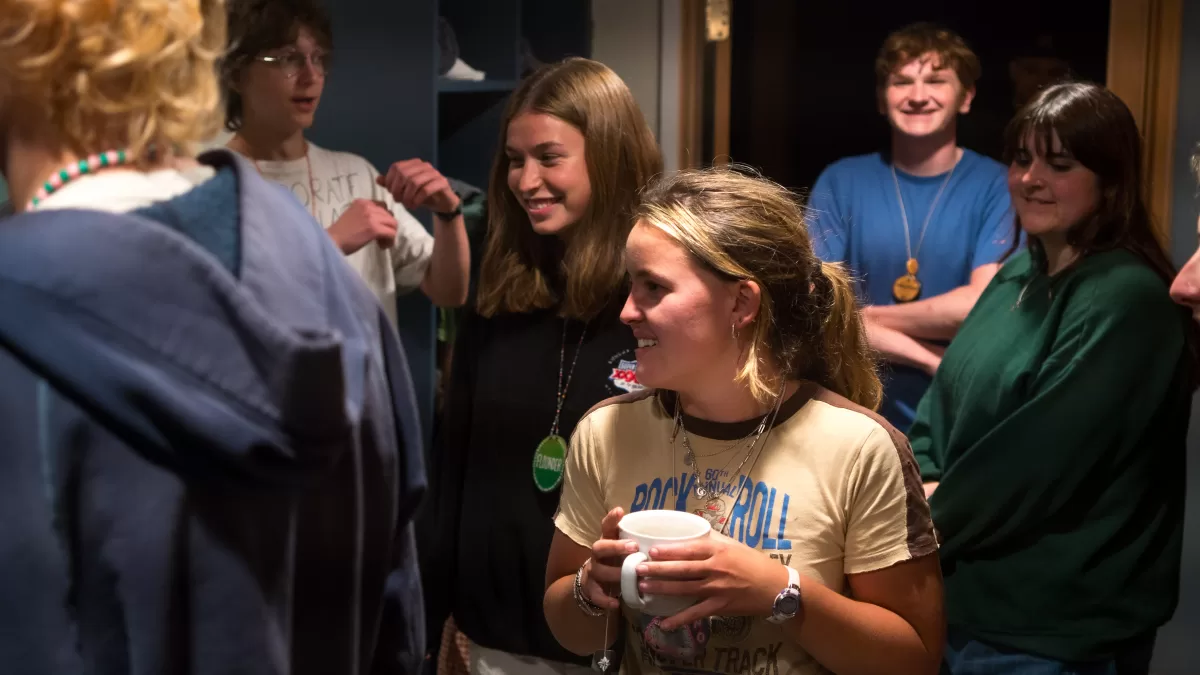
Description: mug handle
xmin=620 ymin=551 xmax=650 ymax=610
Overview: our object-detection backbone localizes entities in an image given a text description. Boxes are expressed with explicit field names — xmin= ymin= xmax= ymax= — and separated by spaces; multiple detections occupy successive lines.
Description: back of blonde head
xmin=636 ymin=166 xmax=881 ymax=410
xmin=0 ymin=0 xmax=226 ymax=163
xmin=478 ymin=57 xmax=663 ymax=320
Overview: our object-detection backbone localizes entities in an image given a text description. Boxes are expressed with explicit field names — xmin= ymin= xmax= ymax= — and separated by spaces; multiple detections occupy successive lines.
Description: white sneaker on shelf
xmin=444 ymin=57 xmax=485 ymax=81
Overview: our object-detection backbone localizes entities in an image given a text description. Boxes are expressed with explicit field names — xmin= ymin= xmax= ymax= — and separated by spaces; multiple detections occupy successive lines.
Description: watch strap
xmin=434 ymin=199 xmax=463 ymax=220
xmin=767 ymin=566 xmax=801 ymax=624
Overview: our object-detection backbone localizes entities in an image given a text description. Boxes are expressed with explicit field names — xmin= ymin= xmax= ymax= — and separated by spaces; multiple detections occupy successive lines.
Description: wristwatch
xmin=766 ymin=566 xmax=801 ymax=624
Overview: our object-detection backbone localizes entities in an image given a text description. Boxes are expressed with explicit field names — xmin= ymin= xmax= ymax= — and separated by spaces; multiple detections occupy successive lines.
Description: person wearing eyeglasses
xmin=222 ymin=0 xmax=470 ymax=319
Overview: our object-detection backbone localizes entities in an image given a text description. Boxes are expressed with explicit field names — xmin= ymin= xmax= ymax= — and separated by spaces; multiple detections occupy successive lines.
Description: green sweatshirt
xmin=910 ymin=248 xmax=1190 ymax=662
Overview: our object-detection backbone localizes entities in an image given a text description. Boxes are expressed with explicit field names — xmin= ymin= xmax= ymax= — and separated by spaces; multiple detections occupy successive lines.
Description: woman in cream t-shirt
xmin=544 ymin=168 xmax=943 ymax=675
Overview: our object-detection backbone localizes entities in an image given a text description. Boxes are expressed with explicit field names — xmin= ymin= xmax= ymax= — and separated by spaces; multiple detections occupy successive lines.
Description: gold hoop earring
xmin=731 ymin=322 xmax=738 ymax=341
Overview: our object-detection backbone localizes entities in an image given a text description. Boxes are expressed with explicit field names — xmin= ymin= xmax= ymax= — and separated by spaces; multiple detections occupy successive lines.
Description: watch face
xmin=776 ymin=592 xmax=800 ymax=616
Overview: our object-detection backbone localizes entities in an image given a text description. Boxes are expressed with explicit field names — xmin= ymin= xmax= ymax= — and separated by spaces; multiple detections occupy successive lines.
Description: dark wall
xmin=1159 ymin=2 xmax=1200 ymax=671
xmin=729 ymin=0 xmax=1109 ymax=191
xmin=308 ymin=0 xmax=439 ymax=448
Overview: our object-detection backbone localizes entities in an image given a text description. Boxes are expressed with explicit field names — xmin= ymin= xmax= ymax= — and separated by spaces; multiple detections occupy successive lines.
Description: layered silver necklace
xmin=671 ymin=386 xmax=786 ymax=517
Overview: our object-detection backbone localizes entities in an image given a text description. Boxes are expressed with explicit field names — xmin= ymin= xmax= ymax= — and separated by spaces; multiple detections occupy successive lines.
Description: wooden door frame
xmin=672 ymin=0 xmax=731 ymax=169
xmin=677 ymin=0 xmax=705 ymax=169
xmin=1107 ymin=0 xmax=1185 ymax=245
xmin=710 ymin=0 xmax=733 ymax=165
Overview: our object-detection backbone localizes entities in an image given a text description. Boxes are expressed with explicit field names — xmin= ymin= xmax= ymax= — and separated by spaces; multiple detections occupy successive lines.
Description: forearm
xmin=866 ymin=319 xmax=942 ymax=375
xmin=543 ymin=576 xmax=621 ymax=656
xmin=866 ymin=285 xmax=979 ymax=341
xmin=326 ymin=228 xmax=353 ymax=255
xmin=787 ymin=578 xmax=939 ymax=675
xmin=420 ymin=215 xmax=470 ymax=307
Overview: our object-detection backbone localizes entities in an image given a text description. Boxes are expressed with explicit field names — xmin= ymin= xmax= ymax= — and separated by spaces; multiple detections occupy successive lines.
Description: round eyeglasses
xmin=256 ymin=51 xmax=330 ymax=79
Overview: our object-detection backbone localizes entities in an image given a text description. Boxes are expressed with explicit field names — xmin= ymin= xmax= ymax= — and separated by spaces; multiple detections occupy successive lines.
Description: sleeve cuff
xmin=553 ymin=514 xmax=597 ymax=550
xmin=845 ymin=542 xmax=938 ymax=576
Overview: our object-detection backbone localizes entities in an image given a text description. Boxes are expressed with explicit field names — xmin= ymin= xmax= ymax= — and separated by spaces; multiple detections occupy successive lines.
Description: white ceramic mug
xmin=619 ymin=510 xmax=711 ymax=616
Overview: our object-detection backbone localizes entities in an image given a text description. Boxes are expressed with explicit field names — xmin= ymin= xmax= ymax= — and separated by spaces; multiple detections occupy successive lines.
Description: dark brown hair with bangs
xmin=1003 ymin=81 xmax=1199 ymax=387
xmin=1001 ymin=83 xmax=1171 ymax=277
xmin=220 ymin=0 xmax=333 ymax=131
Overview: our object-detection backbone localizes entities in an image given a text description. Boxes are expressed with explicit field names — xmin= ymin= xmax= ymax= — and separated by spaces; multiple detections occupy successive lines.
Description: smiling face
xmin=1008 ymin=129 xmax=1101 ymax=240
xmin=236 ymin=25 xmax=328 ymax=135
xmin=620 ymin=222 xmax=759 ymax=396
xmin=882 ymin=53 xmax=974 ymax=139
xmin=505 ymin=111 xmax=592 ymax=237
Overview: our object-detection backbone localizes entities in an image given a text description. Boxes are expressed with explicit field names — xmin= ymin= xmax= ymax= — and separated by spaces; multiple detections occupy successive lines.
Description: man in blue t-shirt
xmin=808 ymin=22 xmax=1014 ymax=431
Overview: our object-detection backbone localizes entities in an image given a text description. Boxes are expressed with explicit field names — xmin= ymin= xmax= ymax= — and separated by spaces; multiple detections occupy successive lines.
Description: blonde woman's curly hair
xmin=0 ymin=0 xmax=226 ymax=165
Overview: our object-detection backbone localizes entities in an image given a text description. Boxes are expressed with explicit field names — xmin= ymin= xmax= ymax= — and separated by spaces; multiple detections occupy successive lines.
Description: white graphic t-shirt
xmin=237 ymin=142 xmax=434 ymax=329
xmin=555 ymin=385 xmax=937 ymax=675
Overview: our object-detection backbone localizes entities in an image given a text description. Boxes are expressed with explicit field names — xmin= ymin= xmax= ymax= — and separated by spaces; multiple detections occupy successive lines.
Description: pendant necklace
xmin=591 ymin=602 xmax=617 ymax=673
xmin=671 ymin=385 xmax=785 ymax=525
xmin=532 ymin=318 xmax=588 ymax=492
xmin=676 ymin=407 xmax=769 ymax=500
xmin=890 ymin=158 xmax=957 ymax=303
xmin=669 ymin=386 xmax=787 ymax=641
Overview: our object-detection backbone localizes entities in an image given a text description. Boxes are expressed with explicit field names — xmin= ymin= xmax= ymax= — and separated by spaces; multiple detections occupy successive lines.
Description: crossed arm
xmin=863 ymin=264 xmax=998 ymax=375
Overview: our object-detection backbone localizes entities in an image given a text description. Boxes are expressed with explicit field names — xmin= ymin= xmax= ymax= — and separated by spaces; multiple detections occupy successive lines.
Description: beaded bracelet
xmin=573 ymin=562 xmax=606 ymax=617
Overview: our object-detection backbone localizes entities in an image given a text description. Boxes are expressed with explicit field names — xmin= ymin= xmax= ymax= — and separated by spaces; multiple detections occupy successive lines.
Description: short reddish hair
xmin=876 ymin=22 xmax=981 ymax=92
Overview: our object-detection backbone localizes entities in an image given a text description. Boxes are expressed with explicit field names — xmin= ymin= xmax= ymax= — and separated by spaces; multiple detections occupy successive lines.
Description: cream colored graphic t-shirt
xmin=554 ymin=385 xmax=937 ymax=675
xmin=237 ymin=143 xmax=434 ymax=330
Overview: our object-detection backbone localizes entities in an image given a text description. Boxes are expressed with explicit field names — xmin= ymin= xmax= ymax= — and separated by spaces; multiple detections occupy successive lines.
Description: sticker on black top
xmin=607 ymin=348 xmax=645 ymax=395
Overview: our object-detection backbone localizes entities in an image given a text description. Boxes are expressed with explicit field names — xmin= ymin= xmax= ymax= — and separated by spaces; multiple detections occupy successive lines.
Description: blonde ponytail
xmin=636 ymin=166 xmax=882 ymax=410
xmin=816 ymin=261 xmax=882 ymax=410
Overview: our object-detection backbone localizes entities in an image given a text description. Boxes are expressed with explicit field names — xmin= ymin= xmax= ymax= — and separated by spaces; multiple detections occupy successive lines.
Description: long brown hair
xmin=637 ymin=166 xmax=882 ymax=409
xmin=1003 ymin=82 xmax=1200 ymax=386
xmin=477 ymin=58 xmax=663 ymax=320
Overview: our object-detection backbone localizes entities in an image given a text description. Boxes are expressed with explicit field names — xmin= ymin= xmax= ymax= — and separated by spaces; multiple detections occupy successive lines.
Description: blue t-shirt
xmin=808 ymin=149 xmax=1014 ymax=431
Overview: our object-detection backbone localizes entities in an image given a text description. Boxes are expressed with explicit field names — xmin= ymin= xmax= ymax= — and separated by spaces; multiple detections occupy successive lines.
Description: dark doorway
xmin=728 ymin=0 xmax=1110 ymax=191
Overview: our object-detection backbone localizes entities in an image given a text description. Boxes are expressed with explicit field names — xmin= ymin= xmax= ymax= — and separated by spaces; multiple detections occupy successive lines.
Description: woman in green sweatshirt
xmin=910 ymin=82 xmax=1199 ymax=674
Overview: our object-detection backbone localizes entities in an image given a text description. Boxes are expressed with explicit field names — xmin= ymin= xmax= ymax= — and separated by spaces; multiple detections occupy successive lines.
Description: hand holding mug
xmin=633 ymin=529 xmax=789 ymax=631
xmin=617 ymin=510 xmax=711 ymax=618
xmin=580 ymin=507 xmax=631 ymax=611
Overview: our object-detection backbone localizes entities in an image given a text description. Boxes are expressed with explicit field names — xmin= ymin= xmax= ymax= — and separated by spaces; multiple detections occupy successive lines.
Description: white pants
xmin=467 ymin=639 xmax=595 ymax=675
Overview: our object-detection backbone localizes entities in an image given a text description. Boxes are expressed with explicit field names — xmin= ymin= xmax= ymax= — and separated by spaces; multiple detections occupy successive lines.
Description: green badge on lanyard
xmin=535 ymin=319 xmax=587 ymax=493
xmin=533 ymin=434 xmax=568 ymax=492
